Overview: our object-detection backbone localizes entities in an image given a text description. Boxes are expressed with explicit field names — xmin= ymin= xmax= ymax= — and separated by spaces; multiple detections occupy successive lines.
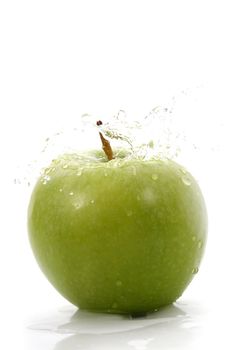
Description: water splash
xmin=15 ymin=86 xmax=220 ymax=188
xmin=14 ymin=105 xmax=181 ymax=188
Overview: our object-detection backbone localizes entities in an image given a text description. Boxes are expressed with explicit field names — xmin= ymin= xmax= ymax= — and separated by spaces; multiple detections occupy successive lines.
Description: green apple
xmin=28 ymin=146 xmax=207 ymax=315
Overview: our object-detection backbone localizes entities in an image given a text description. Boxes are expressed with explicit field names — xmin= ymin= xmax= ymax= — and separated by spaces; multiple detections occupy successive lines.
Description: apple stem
xmin=97 ymin=121 xmax=114 ymax=161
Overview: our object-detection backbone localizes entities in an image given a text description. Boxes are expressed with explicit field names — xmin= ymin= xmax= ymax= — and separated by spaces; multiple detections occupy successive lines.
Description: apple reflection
xmin=51 ymin=304 xmax=199 ymax=350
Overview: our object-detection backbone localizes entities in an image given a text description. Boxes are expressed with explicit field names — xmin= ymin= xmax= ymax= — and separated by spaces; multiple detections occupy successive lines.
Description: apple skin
xmin=28 ymin=152 xmax=207 ymax=314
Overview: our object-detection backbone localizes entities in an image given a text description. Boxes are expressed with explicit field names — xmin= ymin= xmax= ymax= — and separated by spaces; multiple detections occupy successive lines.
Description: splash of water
xmin=13 ymin=101 xmax=185 ymax=188
xmin=14 ymin=86 xmax=220 ymax=188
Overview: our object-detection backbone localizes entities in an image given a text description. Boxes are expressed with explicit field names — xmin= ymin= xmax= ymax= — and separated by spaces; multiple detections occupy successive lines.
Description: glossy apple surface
xmin=28 ymin=151 xmax=207 ymax=314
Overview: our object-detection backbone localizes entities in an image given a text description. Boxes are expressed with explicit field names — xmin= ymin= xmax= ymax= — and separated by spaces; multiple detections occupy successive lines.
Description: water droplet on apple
xmin=112 ymin=159 xmax=121 ymax=168
xmin=198 ymin=240 xmax=203 ymax=249
xmin=127 ymin=210 xmax=133 ymax=217
xmin=143 ymin=189 xmax=156 ymax=203
xmin=69 ymin=192 xmax=74 ymax=196
xmin=76 ymin=169 xmax=82 ymax=176
xmin=180 ymin=168 xmax=186 ymax=174
xmin=152 ymin=174 xmax=158 ymax=181
xmin=62 ymin=164 xmax=68 ymax=169
xmin=59 ymin=188 xmax=63 ymax=192
xmin=116 ymin=280 xmax=122 ymax=287
xmin=131 ymin=166 xmax=137 ymax=176
xmin=181 ymin=175 xmax=191 ymax=186
xmin=45 ymin=167 xmax=52 ymax=174
xmin=90 ymin=199 xmax=95 ymax=204
xmin=42 ymin=175 xmax=51 ymax=184
xmin=192 ymin=267 xmax=199 ymax=274
xmin=112 ymin=302 xmax=118 ymax=309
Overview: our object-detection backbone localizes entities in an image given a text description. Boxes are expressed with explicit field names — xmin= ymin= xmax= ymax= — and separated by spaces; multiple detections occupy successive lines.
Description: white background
xmin=1 ymin=1 xmax=233 ymax=349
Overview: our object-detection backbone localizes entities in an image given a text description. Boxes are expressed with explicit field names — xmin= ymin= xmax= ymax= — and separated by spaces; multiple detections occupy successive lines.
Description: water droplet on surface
xmin=90 ymin=199 xmax=95 ymax=204
xmin=69 ymin=192 xmax=74 ymax=196
xmin=198 ymin=240 xmax=203 ymax=249
xmin=127 ymin=210 xmax=133 ymax=217
xmin=62 ymin=164 xmax=68 ymax=169
xmin=59 ymin=188 xmax=63 ymax=192
xmin=116 ymin=280 xmax=122 ymax=287
xmin=152 ymin=174 xmax=158 ymax=181
xmin=192 ymin=267 xmax=199 ymax=274
xmin=181 ymin=175 xmax=191 ymax=186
